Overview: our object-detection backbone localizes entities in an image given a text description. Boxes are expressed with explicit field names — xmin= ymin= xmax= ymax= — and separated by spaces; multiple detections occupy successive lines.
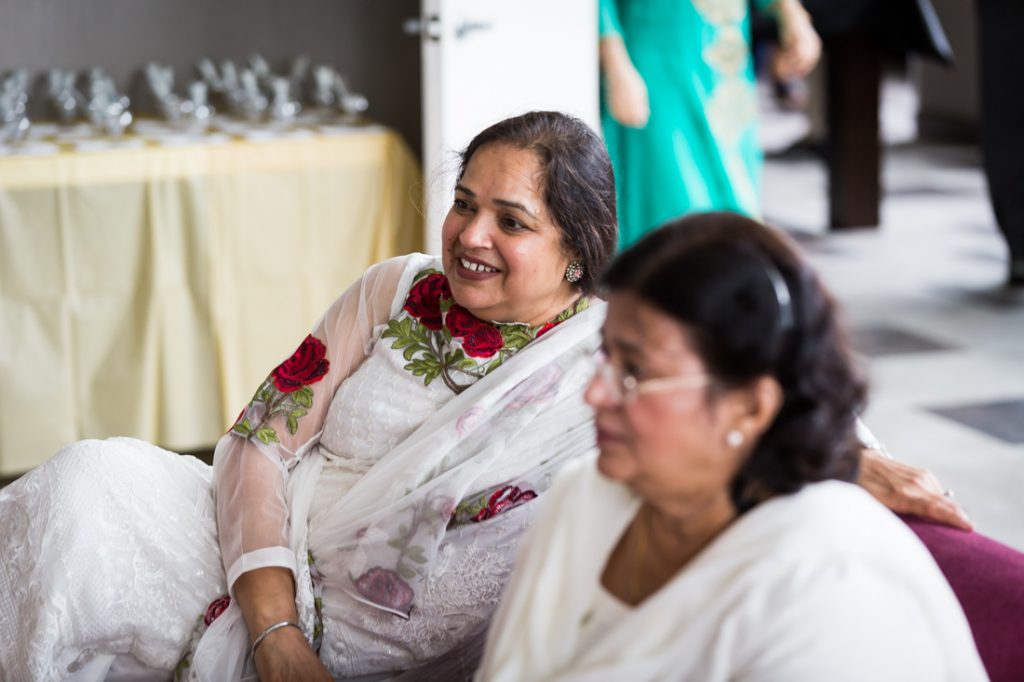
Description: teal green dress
xmin=600 ymin=0 xmax=771 ymax=248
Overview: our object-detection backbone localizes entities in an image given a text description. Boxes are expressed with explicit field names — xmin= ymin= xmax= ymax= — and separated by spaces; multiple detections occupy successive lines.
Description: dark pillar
xmin=826 ymin=34 xmax=883 ymax=229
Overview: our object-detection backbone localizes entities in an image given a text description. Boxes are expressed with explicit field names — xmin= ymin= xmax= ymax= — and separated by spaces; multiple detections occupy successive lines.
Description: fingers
xmin=927 ymin=497 xmax=975 ymax=533
xmin=857 ymin=449 xmax=974 ymax=531
xmin=898 ymin=488 xmax=974 ymax=533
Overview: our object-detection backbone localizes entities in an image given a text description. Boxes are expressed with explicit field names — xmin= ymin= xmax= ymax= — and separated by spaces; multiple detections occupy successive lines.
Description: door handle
xmin=402 ymin=15 xmax=443 ymax=41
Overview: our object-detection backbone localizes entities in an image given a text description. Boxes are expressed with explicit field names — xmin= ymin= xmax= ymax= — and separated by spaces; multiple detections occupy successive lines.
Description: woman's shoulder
xmin=718 ymin=482 xmax=985 ymax=679
xmin=746 ymin=481 xmax=929 ymax=565
xmin=720 ymin=481 xmax=963 ymax=619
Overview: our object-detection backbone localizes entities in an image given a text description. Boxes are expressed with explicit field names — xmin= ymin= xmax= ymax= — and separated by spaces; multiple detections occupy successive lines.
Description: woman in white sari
xmin=1 ymin=113 xmax=970 ymax=681
xmin=0 ymin=111 xmax=617 ymax=681
xmin=478 ymin=213 xmax=988 ymax=681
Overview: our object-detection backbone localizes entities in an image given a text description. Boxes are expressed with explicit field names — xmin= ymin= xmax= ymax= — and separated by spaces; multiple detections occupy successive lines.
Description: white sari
xmin=0 ymin=254 xmax=604 ymax=681
xmin=478 ymin=459 xmax=989 ymax=682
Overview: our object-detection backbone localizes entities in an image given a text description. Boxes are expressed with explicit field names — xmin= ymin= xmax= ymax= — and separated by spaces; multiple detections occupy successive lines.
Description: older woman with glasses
xmin=478 ymin=212 xmax=987 ymax=681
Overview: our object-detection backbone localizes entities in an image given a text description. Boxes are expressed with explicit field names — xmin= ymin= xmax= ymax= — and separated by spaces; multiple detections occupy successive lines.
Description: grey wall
xmin=0 ymin=0 xmax=423 ymax=154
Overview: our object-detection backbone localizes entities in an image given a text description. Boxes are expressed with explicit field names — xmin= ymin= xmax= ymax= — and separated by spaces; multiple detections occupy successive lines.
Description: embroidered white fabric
xmin=0 ymin=253 xmax=604 ymax=680
xmin=0 ymin=438 xmax=224 ymax=681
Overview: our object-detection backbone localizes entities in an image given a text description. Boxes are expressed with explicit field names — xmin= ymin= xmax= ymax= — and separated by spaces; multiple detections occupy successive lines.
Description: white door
xmin=412 ymin=0 xmax=599 ymax=253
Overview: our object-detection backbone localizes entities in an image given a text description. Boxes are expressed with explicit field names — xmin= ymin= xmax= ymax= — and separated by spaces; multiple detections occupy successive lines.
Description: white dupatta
xmin=189 ymin=259 xmax=605 ymax=680
xmin=478 ymin=462 xmax=988 ymax=682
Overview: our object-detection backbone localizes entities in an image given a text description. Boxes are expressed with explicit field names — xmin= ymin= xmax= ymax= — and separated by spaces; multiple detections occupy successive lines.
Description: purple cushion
xmin=901 ymin=514 xmax=1024 ymax=682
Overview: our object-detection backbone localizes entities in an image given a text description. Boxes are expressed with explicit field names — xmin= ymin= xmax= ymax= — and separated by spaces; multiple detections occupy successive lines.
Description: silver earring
xmin=726 ymin=430 xmax=744 ymax=448
xmin=565 ymin=260 xmax=584 ymax=283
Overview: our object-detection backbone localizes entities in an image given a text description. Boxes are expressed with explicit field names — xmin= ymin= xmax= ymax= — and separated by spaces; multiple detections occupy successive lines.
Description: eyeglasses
xmin=593 ymin=353 xmax=710 ymax=404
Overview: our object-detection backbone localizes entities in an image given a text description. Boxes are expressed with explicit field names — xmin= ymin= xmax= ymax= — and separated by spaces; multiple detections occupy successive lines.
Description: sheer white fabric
xmin=188 ymin=254 xmax=606 ymax=680
xmin=477 ymin=461 xmax=989 ymax=682
xmin=0 ymin=253 xmax=604 ymax=681
xmin=214 ymin=254 xmax=414 ymax=589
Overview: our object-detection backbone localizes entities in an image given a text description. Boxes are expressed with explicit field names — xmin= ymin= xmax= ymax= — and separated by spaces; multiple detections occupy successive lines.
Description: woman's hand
xmin=857 ymin=448 xmax=974 ymax=531
xmin=771 ymin=0 xmax=822 ymax=80
xmin=253 ymin=625 xmax=332 ymax=682
xmin=600 ymin=36 xmax=650 ymax=128
xmin=234 ymin=566 xmax=331 ymax=682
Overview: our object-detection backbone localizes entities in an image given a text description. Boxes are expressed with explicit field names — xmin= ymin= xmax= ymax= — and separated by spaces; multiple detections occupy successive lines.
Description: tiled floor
xmin=761 ymin=76 xmax=1024 ymax=551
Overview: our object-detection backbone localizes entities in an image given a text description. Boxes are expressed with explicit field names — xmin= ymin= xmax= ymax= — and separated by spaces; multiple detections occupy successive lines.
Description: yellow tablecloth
xmin=0 ymin=128 xmax=423 ymax=474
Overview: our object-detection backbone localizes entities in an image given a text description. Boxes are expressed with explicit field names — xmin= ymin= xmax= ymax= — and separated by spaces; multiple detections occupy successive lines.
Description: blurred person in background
xmin=599 ymin=0 xmax=820 ymax=248
xmin=977 ymin=0 xmax=1024 ymax=288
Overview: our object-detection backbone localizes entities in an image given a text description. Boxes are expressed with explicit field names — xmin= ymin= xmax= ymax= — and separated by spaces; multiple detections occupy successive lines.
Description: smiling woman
xmin=0 ymin=111 xmax=618 ymax=682
xmin=443 ymin=143 xmax=578 ymax=327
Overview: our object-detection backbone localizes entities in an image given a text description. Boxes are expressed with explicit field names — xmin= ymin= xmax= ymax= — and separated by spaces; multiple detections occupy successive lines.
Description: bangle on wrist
xmin=249 ymin=620 xmax=301 ymax=659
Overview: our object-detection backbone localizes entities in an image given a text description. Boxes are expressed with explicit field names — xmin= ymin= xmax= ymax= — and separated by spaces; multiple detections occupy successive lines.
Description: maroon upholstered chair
xmin=901 ymin=515 xmax=1024 ymax=682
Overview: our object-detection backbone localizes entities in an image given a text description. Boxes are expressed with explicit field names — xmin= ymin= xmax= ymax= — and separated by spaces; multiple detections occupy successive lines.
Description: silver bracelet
xmin=249 ymin=620 xmax=301 ymax=659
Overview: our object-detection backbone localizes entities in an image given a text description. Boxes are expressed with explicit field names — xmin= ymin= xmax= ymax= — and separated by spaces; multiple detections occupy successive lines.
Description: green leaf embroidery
xmin=405 ymin=357 xmax=441 ymax=377
xmin=293 ymin=386 xmax=314 ymax=408
xmin=255 ymin=425 xmax=280 ymax=445
xmin=414 ymin=267 xmax=443 ymax=280
xmin=389 ymin=336 xmax=417 ymax=351
xmin=174 ymin=656 xmax=190 ymax=680
xmin=398 ymin=564 xmax=417 ymax=580
xmin=500 ymin=326 xmax=534 ymax=350
xmin=232 ymin=418 xmax=253 ymax=436
xmin=286 ymin=408 xmax=308 ymax=435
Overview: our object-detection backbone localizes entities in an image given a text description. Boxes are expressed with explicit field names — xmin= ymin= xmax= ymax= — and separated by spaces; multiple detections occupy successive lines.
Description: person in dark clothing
xmin=976 ymin=0 xmax=1024 ymax=287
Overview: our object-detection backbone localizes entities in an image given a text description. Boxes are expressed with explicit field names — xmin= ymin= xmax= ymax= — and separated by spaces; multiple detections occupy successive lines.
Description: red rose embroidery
xmin=461 ymin=324 xmax=504 ymax=358
xmin=446 ymin=304 xmax=504 ymax=357
xmin=354 ymin=567 xmax=415 ymax=614
xmin=272 ymin=334 xmax=330 ymax=393
xmin=472 ymin=486 xmax=538 ymax=522
xmin=203 ymin=595 xmax=231 ymax=626
xmin=536 ymin=322 xmax=556 ymax=337
xmin=404 ymin=273 xmax=450 ymax=330
xmin=444 ymin=304 xmax=479 ymax=338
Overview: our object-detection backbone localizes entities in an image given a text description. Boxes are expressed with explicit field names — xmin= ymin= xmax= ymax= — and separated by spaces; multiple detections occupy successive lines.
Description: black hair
xmin=602 ymin=212 xmax=867 ymax=512
xmin=458 ymin=111 xmax=618 ymax=294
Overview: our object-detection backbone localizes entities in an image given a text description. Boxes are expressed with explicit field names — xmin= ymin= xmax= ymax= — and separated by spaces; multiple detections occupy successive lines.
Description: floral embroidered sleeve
xmin=213 ymin=255 xmax=417 ymax=591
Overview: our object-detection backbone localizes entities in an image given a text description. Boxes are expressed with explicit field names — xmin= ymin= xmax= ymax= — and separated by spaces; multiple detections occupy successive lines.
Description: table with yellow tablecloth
xmin=0 ymin=127 xmax=423 ymax=474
